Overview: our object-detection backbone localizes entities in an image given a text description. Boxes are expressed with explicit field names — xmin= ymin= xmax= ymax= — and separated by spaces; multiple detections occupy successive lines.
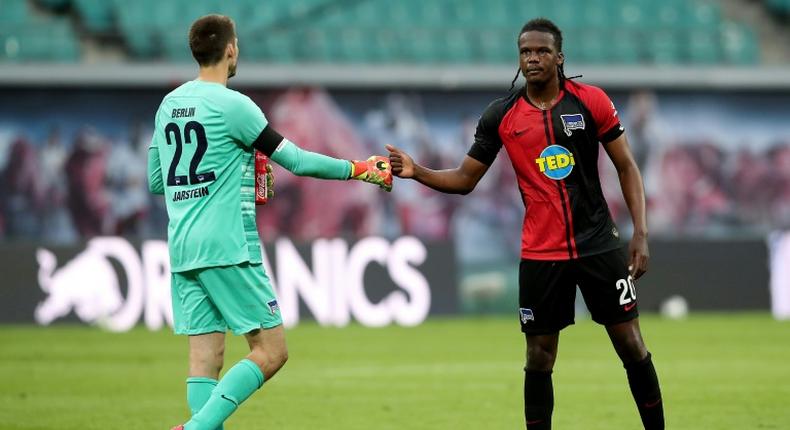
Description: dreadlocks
xmin=509 ymin=18 xmax=578 ymax=91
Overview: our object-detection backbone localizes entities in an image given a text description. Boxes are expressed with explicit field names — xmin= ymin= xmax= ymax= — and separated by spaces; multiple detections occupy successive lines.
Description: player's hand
xmin=628 ymin=233 xmax=649 ymax=279
xmin=350 ymin=155 xmax=393 ymax=192
xmin=386 ymin=144 xmax=415 ymax=178
xmin=266 ymin=163 xmax=274 ymax=199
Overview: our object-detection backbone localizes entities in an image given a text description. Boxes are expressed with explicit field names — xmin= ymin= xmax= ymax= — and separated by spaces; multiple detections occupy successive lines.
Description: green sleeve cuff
xmin=269 ymin=140 xmax=351 ymax=180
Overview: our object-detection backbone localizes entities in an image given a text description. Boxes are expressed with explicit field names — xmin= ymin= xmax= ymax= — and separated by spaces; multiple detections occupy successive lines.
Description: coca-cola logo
xmin=256 ymin=169 xmax=266 ymax=198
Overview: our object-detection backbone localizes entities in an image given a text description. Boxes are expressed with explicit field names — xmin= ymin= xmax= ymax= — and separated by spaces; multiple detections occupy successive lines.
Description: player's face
xmin=518 ymin=31 xmax=564 ymax=86
xmin=227 ymin=38 xmax=238 ymax=78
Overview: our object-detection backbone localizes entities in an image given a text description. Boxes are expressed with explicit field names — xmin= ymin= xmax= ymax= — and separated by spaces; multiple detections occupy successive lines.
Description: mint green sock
xmin=184 ymin=359 xmax=264 ymax=430
xmin=186 ymin=377 xmax=223 ymax=430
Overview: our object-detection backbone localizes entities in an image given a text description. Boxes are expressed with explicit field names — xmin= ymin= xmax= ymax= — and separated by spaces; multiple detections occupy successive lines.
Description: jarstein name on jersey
xmin=171 ymin=107 xmax=196 ymax=118
xmin=172 ymin=186 xmax=209 ymax=202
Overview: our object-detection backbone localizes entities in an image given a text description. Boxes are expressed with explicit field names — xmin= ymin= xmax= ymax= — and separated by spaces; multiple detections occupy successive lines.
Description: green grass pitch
xmin=1 ymin=314 xmax=788 ymax=429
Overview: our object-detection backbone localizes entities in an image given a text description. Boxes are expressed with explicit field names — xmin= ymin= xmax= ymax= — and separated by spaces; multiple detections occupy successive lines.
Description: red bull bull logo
xmin=35 ymin=237 xmax=173 ymax=332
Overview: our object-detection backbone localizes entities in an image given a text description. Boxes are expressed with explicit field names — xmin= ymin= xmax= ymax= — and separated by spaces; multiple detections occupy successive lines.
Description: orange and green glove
xmin=350 ymin=155 xmax=393 ymax=192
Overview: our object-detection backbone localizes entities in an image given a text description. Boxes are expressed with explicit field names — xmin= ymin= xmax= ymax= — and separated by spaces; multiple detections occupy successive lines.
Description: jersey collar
xmin=520 ymin=84 xmax=566 ymax=111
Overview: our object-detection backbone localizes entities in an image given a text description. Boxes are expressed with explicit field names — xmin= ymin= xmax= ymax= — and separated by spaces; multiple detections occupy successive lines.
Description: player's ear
xmin=557 ymin=51 xmax=565 ymax=66
xmin=226 ymin=39 xmax=237 ymax=60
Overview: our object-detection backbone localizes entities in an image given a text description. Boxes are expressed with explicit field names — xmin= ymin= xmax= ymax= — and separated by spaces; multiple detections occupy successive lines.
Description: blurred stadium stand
xmin=766 ymin=0 xmax=790 ymax=16
xmin=0 ymin=0 xmax=782 ymax=65
xmin=0 ymin=1 xmax=788 ymax=320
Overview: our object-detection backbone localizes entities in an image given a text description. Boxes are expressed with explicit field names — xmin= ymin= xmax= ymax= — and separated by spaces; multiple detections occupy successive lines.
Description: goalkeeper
xmin=146 ymin=14 xmax=391 ymax=430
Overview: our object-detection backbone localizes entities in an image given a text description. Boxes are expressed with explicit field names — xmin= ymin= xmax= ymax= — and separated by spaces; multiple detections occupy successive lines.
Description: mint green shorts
xmin=170 ymin=262 xmax=282 ymax=335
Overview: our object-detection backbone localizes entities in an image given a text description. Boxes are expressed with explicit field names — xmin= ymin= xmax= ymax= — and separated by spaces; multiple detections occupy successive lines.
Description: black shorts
xmin=518 ymin=248 xmax=639 ymax=334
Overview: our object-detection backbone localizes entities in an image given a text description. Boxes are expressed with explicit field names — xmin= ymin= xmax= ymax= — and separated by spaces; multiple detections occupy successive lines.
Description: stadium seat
xmin=440 ymin=29 xmax=475 ymax=64
xmin=402 ymin=29 xmax=441 ymax=64
xmin=512 ymin=0 xmax=552 ymax=23
xmin=116 ymin=2 xmax=157 ymax=57
xmin=0 ymin=0 xmax=30 ymax=26
xmin=239 ymin=2 xmax=281 ymax=29
xmin=574 ymin=31 xmax=610 ymax=65
xmin=325 ymin=28 xmax=367 ymax=63
xmin=690 ymin=1 xmax=724 ymax=29
xmin=386 ymin=1 xmax=423 ymax=27
xmin=652 ymin=1 xmax=687 ymax=29
xmin=647 ymin=31 xmax=683 ymax=64
xmin=477 ymin=29 xmax=516 ymax=64
xmin=484 ymin=0 xmax=511 ymax=29
xmin=765 ymin=0 xmax=790 ymax=15
xmin=721 ymin=23 xmax=759 ymax=64
xmin=618 ymin=0 xmax=648 ymax=29
xmin=367 ymin=29 xmax=401 ymax=64
xmin=687 ymin=29 xmax=722 ymax=64
xmin=548 ymin=0 xmax=586 ymax=30
xmin=350 ymin=0 xmax=381 ymax=27
xmin=450 ymin=1 xmax=486 ymax=28
xmin=235 ymin=27 xmax=267 ymax=60
xmin=49 ymin=19 xmax=80 ymax=61
xmin=0 ymin=20 xmax=79 ymax=62
xmin=73 ymin=0 xmax=115 ymax=33
xmin=125 ymin=32 xmax=157 ymax=58
xmin=0 ymin=0 xmax=764 ymax=66
xmin=559 ymin=30 xmax=583 ymax=63
xmin=150 ymin=1 xmax=185 ymax=34
xmin=580 ymin=0 xmax=617 ymax=29
xmin=35 ymin=0 xmax=71 ymax=11
xmin=609 ymin=30 xmax=642 ymax=64
xmin=162 ymin=34 xmax=193 ymax=62
xmin=262 ymin=31 xmax=297 ymax=63
xmin=294 ymin=29 xmax=334 ymax=63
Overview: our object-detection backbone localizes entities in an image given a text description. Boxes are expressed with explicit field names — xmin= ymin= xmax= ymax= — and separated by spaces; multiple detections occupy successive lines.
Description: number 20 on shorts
xmin=615 ymin=276 xmax=637 ymax=305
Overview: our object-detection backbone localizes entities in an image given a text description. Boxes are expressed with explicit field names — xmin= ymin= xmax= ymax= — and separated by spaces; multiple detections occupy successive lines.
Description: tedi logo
xmin=535 ymin=145 xmax=575 ymax=180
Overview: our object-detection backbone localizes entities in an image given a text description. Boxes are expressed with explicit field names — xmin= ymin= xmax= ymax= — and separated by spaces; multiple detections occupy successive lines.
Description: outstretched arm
xmin=603 ymin=134 xmax=649 ymax=279
xmin=231 ymin=95 xmax=390 ymax=190
xmin=267 ymin=139 xmax=352 ymax=180
xmin=386 ymin=144 xmax=489 ymax=195
xmin=255 ymin=133 xmax=392 ymax=191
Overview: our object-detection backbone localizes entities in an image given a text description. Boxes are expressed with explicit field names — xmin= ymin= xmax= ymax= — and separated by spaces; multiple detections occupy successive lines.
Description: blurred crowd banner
xmin=0 ymin=236 xmax=457 ymax=330
xmin=0 ymin=236 xmax=771 ymax=329
xmin=0 ymin=85 xmax=787 ymax=324
xmin=2 ymin=87 xmax=789 ymax=244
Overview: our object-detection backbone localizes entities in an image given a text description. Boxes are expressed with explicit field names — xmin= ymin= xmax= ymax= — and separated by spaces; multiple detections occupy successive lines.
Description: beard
xmin=228 ymin=61 xmax=237 ymax=79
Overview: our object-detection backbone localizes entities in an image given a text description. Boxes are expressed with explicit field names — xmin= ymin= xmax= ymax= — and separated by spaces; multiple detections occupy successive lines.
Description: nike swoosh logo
xmin=514 ymin=128 xmax=529 ymax=136
xmin=643 ymin=399 xmax=662 ymax=408
xmin=624 ymin=302 xmax=637 ymax=312
xmin=526 ymin=419 xmax=544 ymax=424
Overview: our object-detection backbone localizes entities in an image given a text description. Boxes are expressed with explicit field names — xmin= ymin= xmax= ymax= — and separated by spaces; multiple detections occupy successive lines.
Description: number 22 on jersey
xmin=164 ymin=121 xmax=216 ymax=186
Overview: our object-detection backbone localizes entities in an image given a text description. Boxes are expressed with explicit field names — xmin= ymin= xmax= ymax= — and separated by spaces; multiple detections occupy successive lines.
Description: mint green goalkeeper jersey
xmin=149 ymin=80 xmax=266 ymax=272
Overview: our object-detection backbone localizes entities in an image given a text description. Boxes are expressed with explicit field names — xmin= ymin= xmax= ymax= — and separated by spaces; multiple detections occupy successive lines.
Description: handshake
xmin=349 ymin=155 xmax=394 ymax=192
xmin=256 ymin=146 xmax=414 ymax=200
xmin=349 ymin=145 xmax=414 ymax=192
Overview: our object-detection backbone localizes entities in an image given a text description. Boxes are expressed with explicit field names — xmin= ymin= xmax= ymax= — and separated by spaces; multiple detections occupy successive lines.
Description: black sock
xmin=524 ymin=369 xmax=553 ymax=429
xmin=625 ymin=352 xmax=664 ymax=430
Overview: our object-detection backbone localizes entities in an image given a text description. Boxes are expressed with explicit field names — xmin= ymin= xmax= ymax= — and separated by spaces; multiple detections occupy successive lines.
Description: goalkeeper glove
xmin=350 ymin=155 xmax=393 ymax=192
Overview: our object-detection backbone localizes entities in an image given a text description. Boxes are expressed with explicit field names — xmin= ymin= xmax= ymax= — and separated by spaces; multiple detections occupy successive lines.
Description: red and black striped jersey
xmin=468 ymin=80 xmax=624 ymax=261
